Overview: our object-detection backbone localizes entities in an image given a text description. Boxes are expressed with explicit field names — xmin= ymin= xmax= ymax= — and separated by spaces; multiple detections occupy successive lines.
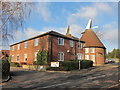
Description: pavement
xmin=1 ymin=63 xmax=120 ymax=89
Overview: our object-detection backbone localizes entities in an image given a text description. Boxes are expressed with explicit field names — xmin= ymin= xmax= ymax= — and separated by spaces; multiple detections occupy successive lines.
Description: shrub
xmin=80 ymin=60 xmax=93 ymax=69
xmin=34 ymin=50 xmax=47 ymax=65
xmin=1 ymin=59 xmax=10 ymax=78
xmin=61 ymin=60 xmax=79 ymax=71
xmin=10 ymin=62 xmax=20 ymax=67
xmin=61 ymin=60 xmax=93 ymax=71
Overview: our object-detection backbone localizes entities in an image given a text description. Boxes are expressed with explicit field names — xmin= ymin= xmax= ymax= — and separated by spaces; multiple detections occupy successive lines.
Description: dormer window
xmin=24 ymin=42 xmax=28 ymax=48
xmin=58 ymin=37 xmax=64 ymax=45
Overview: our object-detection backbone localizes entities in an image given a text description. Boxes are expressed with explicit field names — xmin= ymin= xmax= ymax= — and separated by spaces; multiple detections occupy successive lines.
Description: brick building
xmin=10 ymin=19 xmax=106 ymax=66
xmin=10 ymin=30 xmax=84 ymax=65
xmin=80 ymin=29 xmax=106 ymax=66
xmin=80 ymin=19 xmax=106 ymax=66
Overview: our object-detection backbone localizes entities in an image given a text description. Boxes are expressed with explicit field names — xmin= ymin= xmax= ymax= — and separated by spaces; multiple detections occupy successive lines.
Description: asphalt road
xmin=2 ymin=63 xmax=119 ymax=89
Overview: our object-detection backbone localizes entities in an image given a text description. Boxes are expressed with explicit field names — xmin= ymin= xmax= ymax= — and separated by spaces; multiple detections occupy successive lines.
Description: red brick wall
xmin=83 ymin=47 xmax=105 ymax=66
xmin=51 ymin=36 xmax=82 ymax=62
xmin=10 ymin=35 xmax=49 ymax=64
xmin=95 ymin=48 xmax=105 ymax=66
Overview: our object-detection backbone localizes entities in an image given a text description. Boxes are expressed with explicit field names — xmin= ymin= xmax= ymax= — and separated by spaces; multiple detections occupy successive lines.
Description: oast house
xmin=10 ymin=19 xmax=106 ymax=66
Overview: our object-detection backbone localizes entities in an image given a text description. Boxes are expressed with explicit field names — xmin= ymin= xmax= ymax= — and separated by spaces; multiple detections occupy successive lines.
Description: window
xmin=24 ymin=54 xmax=27 ymax=61
xmin=58 ymin=52 xmax=64 ymax=61
xmin=85 ymin=48 xmax=89 ymax=53
xmin=58 ymin=38 xmax=64 ymax=45
xmin=90 ymin=48 xmax=95 ymax=53
xmin=17 ymin=44 xmax=20 ymax=50
xmin=12 ymin=46 xmax=14 ymax=51
xmin=70 ymin=40 xmax=73 ymax=47
xmin=16 ymin=54 xmax=19 ymax=61
xmin=77 ymin=53 xmax=82 ymax=60
xmin=85 ymin=55 xmax=89 ymax=60
xmin=90 ymin=55 xmax=95 ymax=62
xmin=24 ymin=42 xmax=28 ymax=48
xmin=34 ymin=52 xmax=38 ymax=61
xmin=11 ymin=55 xmax=14 ymax=61
xmin=34 ymin=39 xmax=38 ymax=46
xmin=78 ymin=42 xmax=82 ymax=49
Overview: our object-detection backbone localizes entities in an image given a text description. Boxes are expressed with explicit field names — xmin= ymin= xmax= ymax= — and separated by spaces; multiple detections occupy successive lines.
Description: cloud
xmin=13 ymin=24 xmax=83 ymax=44
xmin=24 ymin=28 xmax=44 ymax=38
xmin=36 ymin=2 xmax=51 ymax=22
xmin=67 ymin=3 xmax=113 ymax=24
xmin=102 ymin=22 xmax=118 ymax=44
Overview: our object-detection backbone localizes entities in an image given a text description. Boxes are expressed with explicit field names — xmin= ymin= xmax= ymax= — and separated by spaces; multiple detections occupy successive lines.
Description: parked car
xmin=107 ymin=59 xmax=115 ymax=63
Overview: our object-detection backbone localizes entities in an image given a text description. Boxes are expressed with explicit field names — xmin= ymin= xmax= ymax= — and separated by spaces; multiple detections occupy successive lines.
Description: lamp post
xmin=78 ymin=39 xmax=81 ymax=70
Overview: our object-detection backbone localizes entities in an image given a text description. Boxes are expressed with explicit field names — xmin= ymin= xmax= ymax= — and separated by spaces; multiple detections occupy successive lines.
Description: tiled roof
xmin=80 ymin=29 xmax=106 ymax=49
xmin=10 ymin=31 xmax=84 ymax=46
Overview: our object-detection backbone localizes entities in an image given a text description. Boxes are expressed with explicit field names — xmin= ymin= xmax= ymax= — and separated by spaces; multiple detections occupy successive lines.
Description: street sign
xmin=51 ymin=62 xmax=59 ymax=67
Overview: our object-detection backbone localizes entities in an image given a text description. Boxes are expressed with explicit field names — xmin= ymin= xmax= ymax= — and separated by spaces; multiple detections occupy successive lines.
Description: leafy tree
xmin=106 ymin=49 xmax=120 ymax=59
xmin=34 ymin=51 xmax=47 ymax=65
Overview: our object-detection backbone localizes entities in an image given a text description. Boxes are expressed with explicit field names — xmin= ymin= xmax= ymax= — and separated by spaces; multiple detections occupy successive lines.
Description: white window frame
xmin=17 ymin=44 xmax=20 ymax=50
xmin=24 ymin=42 xmax=28 ymax=48
xmin=91 ymin=48 xmax=95 ymax=53
xmin=58 ymin=37 xmax=64 ymax=45
xmin=34 ymin=39 xmax=38 ymax=46
xmin=85 ymin=55 xmax=89 ymax=60
xmin=90 ymin=55 xmax=95 ymax=62
xmin=11 ymin=55 xmax=14 ymax=61
xmin=78 ymin=42 xmax=82 ymax=49
xmin=85 ymin=48 xmax=89 ymax=53
xmin=77 ymin=53 xmax=82 ymax=60
xmin=34 ymin=52 xmax=38 ymax=61
xmin=16 ymin=54 xmax=20 ymax=62
xmin=24 ymin=54 xmax=27 ymax=61
xmin=58 ymin=52 xmax=64 ymax=61
xmin=70 ymin=40 xmax=73 ymax=47
xmin=12 ymin=46 xmax=14 ymax=51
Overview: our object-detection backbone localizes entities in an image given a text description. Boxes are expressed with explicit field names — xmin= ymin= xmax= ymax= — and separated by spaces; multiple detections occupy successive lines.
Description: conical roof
xmin=80 ymin=29 xmax=105 ymax=49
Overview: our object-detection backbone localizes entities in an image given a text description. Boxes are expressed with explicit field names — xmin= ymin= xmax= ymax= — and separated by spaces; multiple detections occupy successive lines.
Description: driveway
xmin=2 ymin=63 xmax=119 ymax=89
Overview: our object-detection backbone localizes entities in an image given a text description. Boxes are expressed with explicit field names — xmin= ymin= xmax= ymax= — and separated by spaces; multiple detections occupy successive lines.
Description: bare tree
xmin=0 ymin=1 xmax=33 ymax=45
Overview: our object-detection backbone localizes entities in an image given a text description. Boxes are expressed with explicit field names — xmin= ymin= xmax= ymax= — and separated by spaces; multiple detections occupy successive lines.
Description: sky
xmin=2 ymin=2 xmax=118 ymax=52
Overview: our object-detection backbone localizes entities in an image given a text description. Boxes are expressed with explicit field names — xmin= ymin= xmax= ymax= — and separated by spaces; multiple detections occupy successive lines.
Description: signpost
xmin=51 ymin=62 xmax=59 ymax=67
xmin=79 ymin=60 xmax=81 ymax=70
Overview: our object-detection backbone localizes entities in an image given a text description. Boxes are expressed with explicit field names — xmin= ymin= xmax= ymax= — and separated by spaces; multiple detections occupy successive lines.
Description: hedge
xmin=61 ymin=60 xmax=79 ymax=71
xmin=61 ymin=60 xmax=93 ymax=71
xmin=80 ymin=60 xmax=93 ymax=69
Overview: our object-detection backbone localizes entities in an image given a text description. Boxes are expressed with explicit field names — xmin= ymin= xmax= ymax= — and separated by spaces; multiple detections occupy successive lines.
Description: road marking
xmin=86 ymin=74 xmax=113 ymax=80
xmin=35 ymin=82 xmax=70 ymax=89
xmin=103 ymin=83 xmax=120 ymax=88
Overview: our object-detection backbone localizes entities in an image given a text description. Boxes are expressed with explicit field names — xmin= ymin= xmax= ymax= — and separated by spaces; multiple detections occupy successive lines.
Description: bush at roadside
xmin=61 ymin=60 xmax=93 ymax=71
xmin=0 ymin=59 xmax=10 ymax=78
xmin=61 ymin=60 xmax=79 ymax=71
xmin=80 ymin=60 xmax=93 ymax=69
xmin=10 ymin=62 xmax=20 ymax=67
